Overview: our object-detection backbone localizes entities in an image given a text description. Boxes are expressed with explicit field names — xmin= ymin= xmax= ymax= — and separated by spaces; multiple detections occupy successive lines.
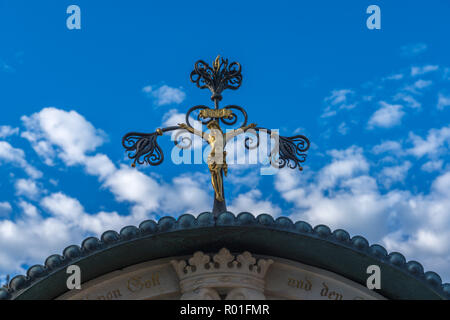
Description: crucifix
xmin=122 ymin=56 xmax=310 ymax=217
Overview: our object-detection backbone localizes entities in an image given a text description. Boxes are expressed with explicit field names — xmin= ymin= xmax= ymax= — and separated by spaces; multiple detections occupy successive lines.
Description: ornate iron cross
xmin=122 ymin=56 xmax=310 ymax=217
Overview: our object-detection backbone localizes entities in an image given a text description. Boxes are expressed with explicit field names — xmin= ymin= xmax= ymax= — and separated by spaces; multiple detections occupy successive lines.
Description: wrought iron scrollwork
xmin=244 ymin=129 xmax=260 ymax=150
xmin=245 ymin=128 xmax=310 ymax=171
xmin=185 ymin=105 xmax=210 ymax=127
xmin=276 ymin=135 xmax=310 ymax=170
xmin=221 ymin=105 xmax=248 ymax=127
xmin=121 ymin=55 xmax=311 ymax=217
xmin=173 ymin=129 xmax=193 ymax=149
xmin=122 ymin=132 xmax=164 ymax=166
xmin=185 ymin=104 xmax=247 ymax=129
xmin=190 ymin=56 xmax=242 ymax=101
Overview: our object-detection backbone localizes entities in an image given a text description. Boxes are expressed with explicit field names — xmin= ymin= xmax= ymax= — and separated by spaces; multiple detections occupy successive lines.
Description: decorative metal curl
xmin=122 ymin=132 xmax=164 ymax=166
xmin=244 ymin=130 xmax=260 ymax=150
xmin=275 ymin=135 xmax=310 ymax=170
xmin=185 ymin=105 xmax=210 ymax=127
xmin=190 ymin=56 xmax=242 ymax=101
xmin=185 ymin=104 xmax=248 ymax=130
xmin=221 ymin=105 xmax=248 ymax=128
xmin=173 ymin=129 xmax=193 ymax=149
xmin=248 ymin=129 xmax=310 ymax=171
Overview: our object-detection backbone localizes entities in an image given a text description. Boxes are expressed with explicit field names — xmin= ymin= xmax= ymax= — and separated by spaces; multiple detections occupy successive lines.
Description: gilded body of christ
xmin=179 ymin=120 xmax=256 ymax=201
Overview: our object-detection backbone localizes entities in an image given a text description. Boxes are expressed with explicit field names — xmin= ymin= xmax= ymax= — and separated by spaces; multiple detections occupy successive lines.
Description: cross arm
xmin=178 ymin=123 xmax=209 ymax=140
xmin=247 ymin=127 xmax=311 ymax=171
xmin=122 ymin=125 xmax=182 ymax=167
xmin=225 ymin=123 xmax=257 ymax=142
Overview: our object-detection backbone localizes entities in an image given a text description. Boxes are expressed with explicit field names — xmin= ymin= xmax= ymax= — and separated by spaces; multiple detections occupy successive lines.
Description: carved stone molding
xmin=55 ymin=253 xmax=385 ymax=300
xmin=170 ymin=248 xmax=273 ymax=300
xmin=180 ymin=287 xmax=221 ymax=300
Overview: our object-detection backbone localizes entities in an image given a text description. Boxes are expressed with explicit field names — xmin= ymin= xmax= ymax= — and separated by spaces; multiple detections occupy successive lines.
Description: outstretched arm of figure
xmin=178 ymin=123 xmax=209 ymax=140
xmin=225 ymin=123 xmax=257 ymax=142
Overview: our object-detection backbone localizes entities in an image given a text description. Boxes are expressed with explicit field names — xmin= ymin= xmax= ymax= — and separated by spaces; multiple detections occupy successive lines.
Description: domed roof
xmin=1 ymin=212 xmax=449 ymax=300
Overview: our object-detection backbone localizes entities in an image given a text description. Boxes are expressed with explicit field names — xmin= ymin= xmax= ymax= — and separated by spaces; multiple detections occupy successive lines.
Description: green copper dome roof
xmin=1 ymin=212 xmax=449 ymax=300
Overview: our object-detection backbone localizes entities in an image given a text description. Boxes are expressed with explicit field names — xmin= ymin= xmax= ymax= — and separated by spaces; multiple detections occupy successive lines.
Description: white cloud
xmin=421 ymin=160 xmax=443 ymax=173
xmin=162 ymin=108 xmax=187 ymax=127
xmin=370 ymin=126 xmax=450 ymax=178
xmin=337 ymin=122 xmax=349 ymax=135
xmin=326 ymin=89 xmax=354 ymax=106
xmin=0 ymin=191 xmax=149 ymax=276
xmin=318 ymin=146 xmax=369 ymax=190
xmin=0 ymin=169 xmax=213 ymax=275
xmin=400 ymin=43 xmax=427 ymax=57
xmin=321 ymin=109 xmax=336 ymax=118
xmin=229 ymin=189 xmax=281 ymax=216
xmin=21 ymin=107 xmax=106 ymax=166
xmin=372 ymin=140 xmax=404 ymax=156
xmin=15 ymin=179 xmax=41 ymax=199
xmin=55 ymin=192 xmax=159 ymax=234
xmin=403 ymin=79 xmax=432 ymax=94
xmin=0 ymin=141 xmax=42 ymax=179
xmin=383 ymin=73 xmax=404 ymax=81
xmin=378 ymin=161 xmax=412 ymax=188
xmin=104 ymin=166 xmax=210 ymax=217
xmin=0 ymin=218 xmax=74 ymax=275
xmin=143 ymin=84 xmax=186 ymax=106
xmin=84 ymin=153 xmax=116 ymax=180
xmin=394 ymin=93 xmax=421 ymax=109
xmin=227 ymin=168 xmax=261 ymax=189
xmin=274 ymin=168 xmax=305 ymax=193
xmin=40 ymin=192 xmax=143 ymax=234
xmin=437 ymin=93 xmax=450 ymax=110
xmin=0 ymin=126 xmax=19 ymax=138
xmin=275 ymin=147 xmax=387 ymax=240
xmin=371 ymin=125 xmax=450 ymax=162
xmin=18 ymin=201 xmax=39 ymax=218
xmin=322 ymin=89 xmax=356 ymax=117
xmin=411 ymin=65 xmax=439 ymax=77
xmin=407 ymin=125 xmax=450 ymax=158
xmin=159 ymin=173 xmax=210 ymax=215
xmin=413 ymin=79 xmax=432 ymax=89
xmin=0 ymin=202 xmax=12 ymax=217
xmin=40 ymin=192 xmax=84 ymax=220
xmin=367 ymin=102 xmax=405 ymax=129
xmin=431 ymin=171 xmax=450 ymax=196
xmin=103 ymin=165 xmax=162 ymax=214
xmin=274 ymin=146 xmax=450 ymax=280
xmin=0 ymin=104 xmax=215 ymax=277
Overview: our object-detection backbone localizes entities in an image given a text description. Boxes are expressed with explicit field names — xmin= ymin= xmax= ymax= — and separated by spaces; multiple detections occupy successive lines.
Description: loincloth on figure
xmin=207 ymin=151 xmax=228 ymax=176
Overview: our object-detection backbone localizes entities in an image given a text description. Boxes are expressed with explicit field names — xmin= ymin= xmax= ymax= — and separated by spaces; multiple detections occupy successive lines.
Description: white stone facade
xmin=58 ymin=248 xmax=384 ymax=300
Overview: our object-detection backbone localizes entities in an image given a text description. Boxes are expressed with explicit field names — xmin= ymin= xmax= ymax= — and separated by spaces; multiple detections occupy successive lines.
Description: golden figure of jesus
xmin=178 ymin=120 xmax=256 ymax=201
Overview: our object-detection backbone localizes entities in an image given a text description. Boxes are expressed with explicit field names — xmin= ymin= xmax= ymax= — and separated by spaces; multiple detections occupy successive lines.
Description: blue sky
xmin=1 ymin=1 xmax=450 ymax=284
